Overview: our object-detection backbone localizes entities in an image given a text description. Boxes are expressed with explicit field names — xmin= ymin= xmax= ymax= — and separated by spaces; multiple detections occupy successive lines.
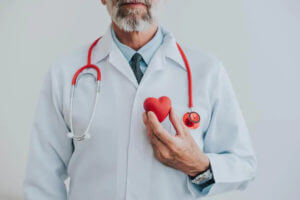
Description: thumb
xmin=169 ymin=107 xmax=184 ymax=136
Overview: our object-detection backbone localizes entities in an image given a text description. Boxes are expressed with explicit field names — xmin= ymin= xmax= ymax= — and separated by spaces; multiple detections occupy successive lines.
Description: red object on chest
xmin=143 ymin=96 xmax=172 ymax=122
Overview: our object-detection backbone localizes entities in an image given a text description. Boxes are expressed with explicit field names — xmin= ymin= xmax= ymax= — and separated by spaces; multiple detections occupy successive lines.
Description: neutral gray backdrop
xmin=1 ymin=0 xmax=299 ymax=199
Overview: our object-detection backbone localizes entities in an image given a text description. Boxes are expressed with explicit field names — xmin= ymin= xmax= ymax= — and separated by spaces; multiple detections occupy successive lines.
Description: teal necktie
xmin=130 ymin=53 xmax=144 ymax=84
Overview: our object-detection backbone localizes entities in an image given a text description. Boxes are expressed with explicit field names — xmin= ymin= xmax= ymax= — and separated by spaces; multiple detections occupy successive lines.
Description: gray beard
xmin=106 ymin=0 xmax=161 ymax=32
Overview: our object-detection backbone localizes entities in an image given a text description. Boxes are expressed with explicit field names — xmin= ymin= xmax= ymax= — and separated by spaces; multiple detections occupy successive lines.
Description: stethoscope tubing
xmin=68 ymin=36 xmax=194 ymax=140
xmin=68 ymin=76 xmax=101 ymax=141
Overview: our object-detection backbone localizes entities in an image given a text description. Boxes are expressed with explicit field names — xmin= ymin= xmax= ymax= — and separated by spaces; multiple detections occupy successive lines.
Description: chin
xmin=113 ymin=17 xmax=153 ymax=32
xmin=106 ymin=1 xmax=161 ymax=32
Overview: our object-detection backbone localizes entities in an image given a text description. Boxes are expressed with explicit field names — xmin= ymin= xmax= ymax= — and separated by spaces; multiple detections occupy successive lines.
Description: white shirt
xmin=23 ymin=23 xmax=257 ymax=200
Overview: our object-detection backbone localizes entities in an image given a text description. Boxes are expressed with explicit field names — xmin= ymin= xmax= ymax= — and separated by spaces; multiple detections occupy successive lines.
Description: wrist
xmin=188 ymin=154 xmax=210 ymax=177
xmin=189 ymin=165 xmax=214 ymax=186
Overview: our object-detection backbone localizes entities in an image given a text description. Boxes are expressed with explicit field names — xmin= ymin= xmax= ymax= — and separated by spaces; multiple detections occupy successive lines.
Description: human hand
xmin=143 ymin=107 xmax=210 ymax=176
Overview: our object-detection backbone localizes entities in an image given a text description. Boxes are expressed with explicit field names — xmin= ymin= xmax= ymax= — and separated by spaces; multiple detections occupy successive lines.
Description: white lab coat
xmin=23 ymin=23 xmax=257 ymax=200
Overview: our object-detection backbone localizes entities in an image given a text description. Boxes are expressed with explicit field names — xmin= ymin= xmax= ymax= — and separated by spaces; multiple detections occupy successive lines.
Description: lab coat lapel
xmin=141 ymin=28 xmax=188 ymax=87
xmin=160 ymin=26 xmax=186 ymax=72
xmin=139 ymin=26 xmax=187 ymax=86
xmin=91 ymin=24 xmax=187 ymax=89
xmin=138 ymin=46 xmax=165 ymax=86
xmin=92 ymin=24 xmax=139 ymax=88
xmin=109 ymin=44 xmax=139 ymax=88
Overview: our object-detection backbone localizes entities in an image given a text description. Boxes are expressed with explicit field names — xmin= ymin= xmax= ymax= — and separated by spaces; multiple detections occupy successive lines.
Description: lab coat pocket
xmin=170 ymin=105 xmax=206 ymax=149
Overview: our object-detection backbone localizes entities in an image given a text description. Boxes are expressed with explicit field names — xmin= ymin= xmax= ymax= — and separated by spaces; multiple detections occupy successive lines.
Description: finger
xmin=151 ymin=132 xmax=168 ymax=150
xmin=143 ymin=112 xmax=148 ymax=125
xmin=146 ymin=116 xmax=168 ymax=153
xmin=143 ymin=112 xmax=150 ymax=134
xmin=147 ymin=111 xmax=175 ymax=147
xmin=150 ymin=132 xmax=170 ymax=159
xmin=152 ymin=143 xmax=164 ymax=162
xmin=169 ymin=107 xmax=184 ymax=136
xmin=144 ymin=112 xmax=155 ymax=142
xmin=144 ymin=112 xmax=166 ymax=147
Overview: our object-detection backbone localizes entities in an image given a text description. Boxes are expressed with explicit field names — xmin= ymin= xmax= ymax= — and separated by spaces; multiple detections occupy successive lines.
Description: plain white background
xmin=1 ymin=0 xmax=299 ymax=199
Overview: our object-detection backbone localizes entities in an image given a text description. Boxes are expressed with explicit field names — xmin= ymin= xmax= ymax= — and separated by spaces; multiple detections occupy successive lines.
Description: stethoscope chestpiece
xmin=182 ymin=111 xmax=200 ymax=129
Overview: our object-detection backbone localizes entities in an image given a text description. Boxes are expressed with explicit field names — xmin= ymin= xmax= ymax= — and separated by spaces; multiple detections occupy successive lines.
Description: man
xmin=23 ymin=0 xmax=257 ymax=199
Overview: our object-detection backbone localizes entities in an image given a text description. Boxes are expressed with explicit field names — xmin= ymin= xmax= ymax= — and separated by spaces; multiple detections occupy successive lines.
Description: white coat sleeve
xmin=23 ymin=64 xmax=74 ymax=200
xmin=187 ymin=61 xmax=257 ymax=198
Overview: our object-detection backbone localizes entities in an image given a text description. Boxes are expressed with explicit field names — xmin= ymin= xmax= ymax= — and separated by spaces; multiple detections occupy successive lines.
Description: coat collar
xmin=90 ymin=23 xmax=187 ymax=88
xmin=160 ymin=26 xmax=187 ymax=72
xmin=92 ymin=23 xmax=187 ymax=72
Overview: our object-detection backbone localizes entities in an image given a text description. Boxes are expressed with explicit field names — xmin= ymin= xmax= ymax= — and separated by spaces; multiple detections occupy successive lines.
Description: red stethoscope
xmin=67 ymin=36 xmax=200 ymax=141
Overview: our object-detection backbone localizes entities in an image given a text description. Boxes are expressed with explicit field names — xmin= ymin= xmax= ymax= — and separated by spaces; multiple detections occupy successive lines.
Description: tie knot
xmin=131 ymin=53 xmax=143 ymax=63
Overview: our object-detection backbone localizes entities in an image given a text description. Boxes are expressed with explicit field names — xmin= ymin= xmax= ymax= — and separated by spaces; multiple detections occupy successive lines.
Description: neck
xmin=112 ymin=22 xmax=158 ymax=51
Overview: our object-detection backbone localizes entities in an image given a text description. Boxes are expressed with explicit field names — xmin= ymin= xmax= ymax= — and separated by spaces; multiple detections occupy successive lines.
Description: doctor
xmin=23 ymin=0 xmax=257 ymax=199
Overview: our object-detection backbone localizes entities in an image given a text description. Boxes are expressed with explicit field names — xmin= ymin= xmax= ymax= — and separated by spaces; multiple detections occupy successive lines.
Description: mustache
xmin=117 ymin=0 xmax=151 ymax=7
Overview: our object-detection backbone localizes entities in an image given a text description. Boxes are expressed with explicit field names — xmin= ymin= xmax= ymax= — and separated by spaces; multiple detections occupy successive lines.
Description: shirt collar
xmin=92 ymin=23 xmax=186 ymax=71
xmin=110 ymin=24 xmax=164 ymax=65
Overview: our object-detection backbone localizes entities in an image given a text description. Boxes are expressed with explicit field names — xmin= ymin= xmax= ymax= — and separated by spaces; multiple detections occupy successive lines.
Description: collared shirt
xmin=111 ymin=24 xmax=164 ymax=74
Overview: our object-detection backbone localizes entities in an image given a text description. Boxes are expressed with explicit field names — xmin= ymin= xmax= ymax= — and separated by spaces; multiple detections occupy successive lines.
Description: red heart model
xmin=143 ymin=96 xmax=172 ymax=122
